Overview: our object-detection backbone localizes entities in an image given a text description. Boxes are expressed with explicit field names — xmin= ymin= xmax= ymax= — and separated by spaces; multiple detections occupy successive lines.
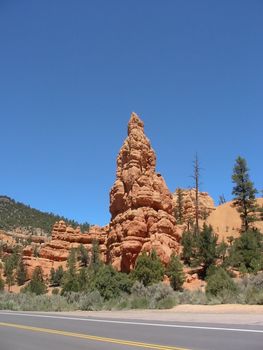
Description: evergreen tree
xmin=90 ymin=240 xmax=101 ymax=272
xmin=206 ymin=267 xmax=237 ymax=297
xmin=132 ymin=250 xmax=164 ymax=286
xmin=4 ymin=256 xmax=15 ymax=292
xmin=0 ymin=276 xmax=4 ymax=292
xmin=94 ymin=265 xmax=132 ymax=300
xmin=50 ymin=267 xmax=56 ymax=286
xmin=166 ymin=254 xmax=185 ymax=291
xmin=174 ymin=188 xmax=184 ymax=224
xmin=50 ymin=266 xmax=64 ymax=287
xmin=228 ymin=229 xmax=263 ymax=273
xmin=24 ymin=266 xmax=47 ymax=295
xmin=216 ymin=240 xmax=228 ymax=266
xmin=232 ymin=156 xmax=258 ymax=232
xmin=196 ymin=224 xmax=218 ymax=278
xmin=181 ymin=230 xmax=194 ymax=265
xmin=77 ymin=267 xmax=90 ymax=291
xmin=16 ymin=257 xmax=27 ymax=286
xmin=79 ymin=244 xmax=89 ymax=267
xmin=61 ymin=249 xmax=80 ymax=293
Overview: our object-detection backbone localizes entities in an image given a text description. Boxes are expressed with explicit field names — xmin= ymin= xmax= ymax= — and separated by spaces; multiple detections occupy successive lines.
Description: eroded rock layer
xmin=173 ymin=188 xmax=215 ymax=226
xmin=107 ymin=113 xmax=181 ymax=271
xmin=23 ymin=221 xmax=108 ymax=278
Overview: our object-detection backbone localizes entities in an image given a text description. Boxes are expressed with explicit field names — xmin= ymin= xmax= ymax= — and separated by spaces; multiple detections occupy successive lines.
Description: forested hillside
xmin=0 ymin=196 xmax=90 ymax=236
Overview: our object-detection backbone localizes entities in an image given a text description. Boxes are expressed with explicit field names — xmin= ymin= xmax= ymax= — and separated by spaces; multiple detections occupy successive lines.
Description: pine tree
xmin=174 ymin=188 xmax=184 ymax=224
xmin=79 ymin=244 xmax=89 ymax=267
xmin=228 ymin=229 xmax=263 ymax=273
xmin=4 ymin=257 xmax=15 ymax=292
xmin=196 ymin=224 xmax=218 ymax=278
xmin=16 ymin=257 xmax=27 ymax=286
xmin=50 ymin=267 xmax=63 ymax=287
xmin=181 ymin=230 xmax=193 ymax=265
xmin=232 ymin=156 xmax=258 ymax=232
xmin=166 ymin=254 xmax=185 ymax=291
xmin=50 ymin=267 xmax=56 ymax=286
xmin=24 ymin=266 xmax=47 ymax=295
xmin=132 ymin=250 xmax=164 ymax=286
xmin=61 ymin=249 xmax=80 ymax=293
xmin=90 ymin=240 xmax=101 ymax=272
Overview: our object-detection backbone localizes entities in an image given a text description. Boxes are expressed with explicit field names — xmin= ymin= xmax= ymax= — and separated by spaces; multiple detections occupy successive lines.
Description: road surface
xmin=0 ymin=311 xmax=262 ymax=350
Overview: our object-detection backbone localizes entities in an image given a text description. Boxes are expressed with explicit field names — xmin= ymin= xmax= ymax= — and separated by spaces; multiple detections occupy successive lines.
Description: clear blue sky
xmin=0 ymin=0 xmax=262 ymax=226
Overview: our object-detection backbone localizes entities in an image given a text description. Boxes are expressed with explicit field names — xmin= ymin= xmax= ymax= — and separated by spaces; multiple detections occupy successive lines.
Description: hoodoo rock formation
xmin=107 ymin=113 xmax=181 ymax=272
xmin=20 ymin=113 xmax=183 ymax=277
xmin=173 ymin=188 xmax=215 ymax=226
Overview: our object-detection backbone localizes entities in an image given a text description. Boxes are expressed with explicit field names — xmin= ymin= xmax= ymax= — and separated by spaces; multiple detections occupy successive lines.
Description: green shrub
xmin=132 ymin=251 xmax=164 ymax=286
xmin=0 ymin=292 xmax=74 ymax=311
xmin=166 ymin=254 xmax=185 ymax=291
xmin=23 ymin=266 xmax=47 ymax=295
xmin=50 ymin=266 xmax=64 ymax=287
xmin=130 ymin=282 xmax=176 ymax=309
xmin=181 ymin=230 xmax=194 ymax=265
xmin=176 ymin=289 xmax=208 ymax=305
xmin=244 ymin=288 xmax=263 ymax=305
xmin=78 ymin=290 xmax=103 ymax=311
xmin=146 ymin=283 xmax=176 ymax=309
xmin=79 ymin=244 xmax=89 ymax=267
xmin=61 ymin=250 xmax=80 ymax=294
xmin=228 ymin=230 xmax=263 ymax=273
xmin=16 ymin=258 xmax=27 ymax=286
xmin=195 ymin=224 xmax=218 ymax=278
xmin=52 ymin=288 xmax=60 ymax=295
xmin=206 ymin=267 xmax=237 ymax=298
xmin=0 ymin=276 xmax=4 ymax=292
xmin=94 ymin=265 xmax=132 ymax=300
xmin=130 ymin=296 xmax=149 ymax=309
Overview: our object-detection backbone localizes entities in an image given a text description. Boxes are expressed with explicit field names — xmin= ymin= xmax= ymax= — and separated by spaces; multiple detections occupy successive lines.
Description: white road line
xmin=0 ymin=311 xmax=263 ymax=334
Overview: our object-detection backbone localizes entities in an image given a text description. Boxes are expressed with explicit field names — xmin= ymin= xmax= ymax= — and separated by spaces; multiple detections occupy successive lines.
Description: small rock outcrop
xmin=39 ymin=221 xmax=108 ymax=262
xmin=173 ymin=188 xmax=215 ymax=226
xmin=107 ymin=113 xmax=181 ymax=272
xmin=23 ymin=221 xmax=108 ymax=278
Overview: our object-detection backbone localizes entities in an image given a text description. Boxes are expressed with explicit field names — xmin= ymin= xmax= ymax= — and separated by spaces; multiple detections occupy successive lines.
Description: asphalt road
xmin=0 ymin=311 xmax=263 ymax=350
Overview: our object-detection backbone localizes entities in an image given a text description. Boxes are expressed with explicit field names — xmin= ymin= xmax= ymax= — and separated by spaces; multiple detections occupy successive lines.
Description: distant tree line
xmin=0 ymin=196 xmax=90 ymax=236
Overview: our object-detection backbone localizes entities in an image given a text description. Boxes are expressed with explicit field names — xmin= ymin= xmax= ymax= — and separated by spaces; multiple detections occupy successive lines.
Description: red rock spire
xmin=108 ymin=112 xmax=180 ymax=272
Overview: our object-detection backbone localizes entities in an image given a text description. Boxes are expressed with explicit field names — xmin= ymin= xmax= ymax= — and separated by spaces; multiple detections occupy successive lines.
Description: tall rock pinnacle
xmin=108 ymin=112 xmax=180 ymax=272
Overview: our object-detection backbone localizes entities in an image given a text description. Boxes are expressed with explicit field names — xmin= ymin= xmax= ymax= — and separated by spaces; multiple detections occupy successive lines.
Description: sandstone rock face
xmin=107 ymin=113 xmax=181 ymax=272
xmin=206 ymin=198 xmax=263 ymax=241
xmin=39 ymin=221 xmax=107 ymax=262
xmin=173 ymin=188 xmax=215 ymax=227
xmin=23 ymin=221 xmax=108 ymax=278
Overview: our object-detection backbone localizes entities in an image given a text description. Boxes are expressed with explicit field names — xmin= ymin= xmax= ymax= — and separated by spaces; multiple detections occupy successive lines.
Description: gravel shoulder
xmin=52 ymin=305 xmax=263 ymax=326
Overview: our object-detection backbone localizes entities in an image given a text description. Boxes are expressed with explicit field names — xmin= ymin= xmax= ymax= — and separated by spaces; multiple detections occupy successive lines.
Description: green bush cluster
xmin=0 ymin=277 xmax=4 ymax=292
xmin=22 ymin=266 xmax=47 ymax=295
xmin=227 ymin=230 xmax=263 ymax=273
xmin=205 ymin=267 xmax=238 ymax=300
xmin=0 ymin=282 xmax=176 ymax=311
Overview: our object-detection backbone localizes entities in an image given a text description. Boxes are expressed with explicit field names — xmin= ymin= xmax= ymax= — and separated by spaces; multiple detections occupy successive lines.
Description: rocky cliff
xmin=23 ymin=221 xmax=108 ymax=278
